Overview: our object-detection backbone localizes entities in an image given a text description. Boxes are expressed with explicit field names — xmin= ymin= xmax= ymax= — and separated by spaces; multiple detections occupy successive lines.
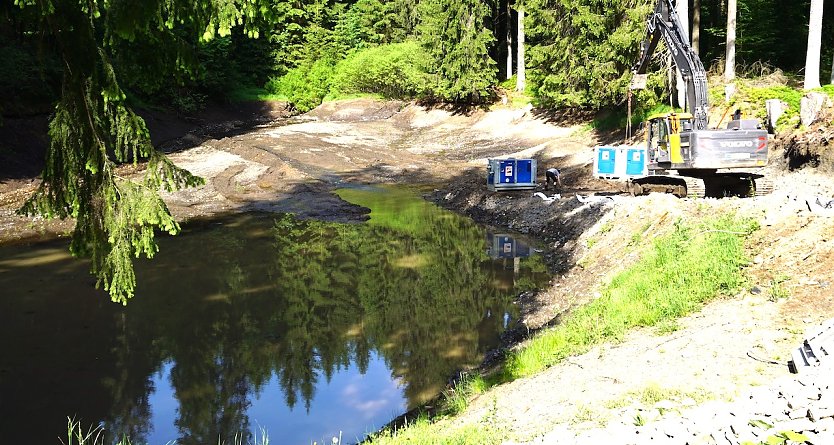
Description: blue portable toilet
xmin=625 ymin=147 xmax=647 ymax=176
xmin=487 ymin=158 xmax=537 ymax=191
xmin=594 ymin=146 xmax=617 ymax=177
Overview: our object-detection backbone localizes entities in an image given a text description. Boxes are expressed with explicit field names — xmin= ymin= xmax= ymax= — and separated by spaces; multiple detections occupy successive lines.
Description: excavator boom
xmin=633 ymin=0 xmax=709 ymax=130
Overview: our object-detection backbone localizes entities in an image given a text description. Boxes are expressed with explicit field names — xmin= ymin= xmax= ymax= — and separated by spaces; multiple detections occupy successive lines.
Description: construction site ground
xmin=1 ymin=98 xmax=833 ymax=442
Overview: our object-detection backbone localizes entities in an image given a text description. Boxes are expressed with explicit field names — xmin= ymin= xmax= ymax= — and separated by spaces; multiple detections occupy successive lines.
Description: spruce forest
xmin=1 ymin=0 xmax=832 ymax=303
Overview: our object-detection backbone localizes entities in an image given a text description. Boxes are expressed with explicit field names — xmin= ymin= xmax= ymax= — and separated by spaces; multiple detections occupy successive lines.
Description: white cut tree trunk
xmin=724 ymin=0 xmax=736 ymax=82
xmin=801 ymin=92 xmax=829 ymax=126
xmin=804 ymin=0 xmax=824 ymax=89
xmin=676 ymin=0 xmax=690 ymax=108
xmin=765 ymin=99 xmax=788 ymax=133
xmin=506 ymin=13 xmax=512 ymax=81
xmin=516 ymin=8 xmax=525 ymax=92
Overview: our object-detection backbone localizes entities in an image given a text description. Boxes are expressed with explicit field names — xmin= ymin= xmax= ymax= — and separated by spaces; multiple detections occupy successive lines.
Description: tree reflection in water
xmin=0 ymin=187 xmax=549 ymax=445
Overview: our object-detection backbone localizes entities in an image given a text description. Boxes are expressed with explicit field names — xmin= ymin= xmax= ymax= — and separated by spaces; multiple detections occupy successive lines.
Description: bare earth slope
xmin=2 ymin=98 xmax=834 ymax=442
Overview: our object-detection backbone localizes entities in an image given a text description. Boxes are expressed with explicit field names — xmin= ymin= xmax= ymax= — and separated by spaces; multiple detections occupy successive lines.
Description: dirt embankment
xmin=3 ymin=98 xmax=834 ymax=442
xmin=422 ymin=112 xmax=834 ymax=442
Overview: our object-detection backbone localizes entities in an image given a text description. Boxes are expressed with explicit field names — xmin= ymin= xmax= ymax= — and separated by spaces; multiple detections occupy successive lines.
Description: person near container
xmin=544 ymin=167 xmax=562 ymax=191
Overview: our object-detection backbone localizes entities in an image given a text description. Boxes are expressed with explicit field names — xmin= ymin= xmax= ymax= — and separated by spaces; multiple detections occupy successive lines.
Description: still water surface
xmin=0 ymin=187 xmax=550 ymax=444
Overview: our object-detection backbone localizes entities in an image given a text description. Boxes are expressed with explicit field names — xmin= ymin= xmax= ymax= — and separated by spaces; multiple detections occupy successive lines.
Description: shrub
xmin=329 ymin=41 xmax=430 ymax=99
xmin=737 ymin=83 xmax=803 ymax=124
xmin=265 ymin=58 xmax=335 ymax=112
xmin=265 ymin=42 xmax=432 ymax=111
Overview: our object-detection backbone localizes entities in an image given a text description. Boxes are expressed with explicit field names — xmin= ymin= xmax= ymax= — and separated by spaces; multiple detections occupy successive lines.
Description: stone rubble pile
xmin=520 ymin=361 xmax=834 ymax=445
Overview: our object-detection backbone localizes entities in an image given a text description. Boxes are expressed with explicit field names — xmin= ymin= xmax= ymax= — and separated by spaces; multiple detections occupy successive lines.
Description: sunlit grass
xmin=503 ymin=214 xmax=758 ymax=380
xmin=442 ymin=374 xmax=489 ymax=416
xmin=493 ymin=76 xmax=532 ymax=109
xmin=392 ymin=253 xmax=429 ymax=269
xmin=63 ymin=418 xmax=112 ymax=445
xmin=62 ymin=418 xmax=270 ymax=445
xmin=365 ymin=414 xmax=501 ymax=445
xmin=323 ymin=92 xmax=386 ymax=102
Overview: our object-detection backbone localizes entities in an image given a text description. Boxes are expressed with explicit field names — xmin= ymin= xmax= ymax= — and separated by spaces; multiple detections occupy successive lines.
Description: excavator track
xmin=628 ymin=176 xmax=704 ymax=198
xmin=753 ymin=177 xmax=774 ymax=196
xmin=683 ymin=177 xmax=706 ymax=198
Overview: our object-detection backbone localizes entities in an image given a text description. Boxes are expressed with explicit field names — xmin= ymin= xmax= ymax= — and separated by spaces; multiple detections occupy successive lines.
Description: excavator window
xmin=651 ymin=118 xmax=668 ymax=148
xmin=647 ymin=117 xmax=669 ymax=162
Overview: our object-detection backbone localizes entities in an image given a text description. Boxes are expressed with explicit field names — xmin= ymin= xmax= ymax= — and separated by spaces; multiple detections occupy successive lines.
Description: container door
xmin=597 ymin=148 xmax=616 ymax=175
xmin=515 ymin=239 xmax=530 ymax=258
xmin=516 ymin=160 xmax=533 ymax=184
xmin=499 ymin=160 xmax=516 ymax=183
xmin=498 ymin=236 xmax=514 ymax=258
xmin=625 ymin=149 xmax=645 ymax=175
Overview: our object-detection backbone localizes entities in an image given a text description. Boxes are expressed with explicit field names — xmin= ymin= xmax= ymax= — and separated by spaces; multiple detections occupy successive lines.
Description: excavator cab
xmin=646 ymin=112 xmax=693 ymax=166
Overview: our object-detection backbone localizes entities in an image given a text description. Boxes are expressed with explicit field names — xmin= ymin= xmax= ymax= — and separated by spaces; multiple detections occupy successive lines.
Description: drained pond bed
xmin=0 ymin=187 xmax=550 ymax=445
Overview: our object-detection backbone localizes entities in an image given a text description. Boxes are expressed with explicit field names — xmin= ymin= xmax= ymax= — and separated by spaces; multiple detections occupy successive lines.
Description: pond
xmin=0 ymin=187 xmax=550 ymax=445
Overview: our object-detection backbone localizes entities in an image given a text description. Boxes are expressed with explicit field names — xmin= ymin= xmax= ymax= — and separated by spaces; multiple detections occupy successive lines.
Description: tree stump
xmin=765 ymin=99 xmax=789 ymax=133
xmin=800 ymin=92 xmax=830 ymax=127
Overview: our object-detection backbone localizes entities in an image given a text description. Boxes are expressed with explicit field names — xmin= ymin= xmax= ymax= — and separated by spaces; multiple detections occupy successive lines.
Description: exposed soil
xmin=2 ymin=98 xmax=834 ymax=442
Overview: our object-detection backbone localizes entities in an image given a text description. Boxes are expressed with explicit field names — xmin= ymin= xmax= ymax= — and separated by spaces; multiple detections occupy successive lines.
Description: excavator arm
xmin=633 ymin=0 xmax=709 ymax=130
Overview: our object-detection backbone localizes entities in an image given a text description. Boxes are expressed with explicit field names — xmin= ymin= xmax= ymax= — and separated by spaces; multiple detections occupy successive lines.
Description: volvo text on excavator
xmin=628 ymin=0 xmax=771 ymax=198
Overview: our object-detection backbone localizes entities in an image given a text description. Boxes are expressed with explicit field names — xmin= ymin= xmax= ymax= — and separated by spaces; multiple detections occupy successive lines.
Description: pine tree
xmin=267 ymin=0 xmax=345 ymax=74
xmin=12 ymin=0 xmax=269 ymax=303
xmin=526 ymin=0 xmax=653 ymax=108
xmin=418 ymin=0 xmax=497 ymax=103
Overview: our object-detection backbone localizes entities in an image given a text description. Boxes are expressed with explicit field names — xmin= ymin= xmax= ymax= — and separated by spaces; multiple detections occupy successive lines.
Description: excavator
xmin=627 ymin=0 xmax=771 ymax=198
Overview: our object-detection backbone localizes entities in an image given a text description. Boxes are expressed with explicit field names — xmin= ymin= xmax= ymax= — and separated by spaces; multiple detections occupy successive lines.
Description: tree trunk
xmin=516 ymin=8 xmax=525 ymax=92
xmin=765 ymin=99 xmax=788 ymax=133
xmin=676 ymin=0 xmax=690 ymax=108
xmin=804 ymin=0 xmax=824 ymax=89
xmin=506 ymin=3 xmax=512 ymax=81
xmin=692 ymin=0 xmax=701 ymax=55
xmin=724 ymin=0 xmax=736 ymax=82
xmin=801 ymin=92 xmax=829 ymax=126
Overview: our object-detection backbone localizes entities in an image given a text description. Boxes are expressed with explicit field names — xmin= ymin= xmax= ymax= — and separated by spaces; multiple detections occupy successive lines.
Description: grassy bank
xmin=503 ymin=214 xmax=757 ymax=380
xmin=368 ymin=415 xmax=502 ymax=445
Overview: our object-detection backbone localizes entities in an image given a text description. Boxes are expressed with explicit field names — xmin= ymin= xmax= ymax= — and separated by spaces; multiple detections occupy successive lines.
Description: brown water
xmin=0 ymin=187 xmax=550 ymax=444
